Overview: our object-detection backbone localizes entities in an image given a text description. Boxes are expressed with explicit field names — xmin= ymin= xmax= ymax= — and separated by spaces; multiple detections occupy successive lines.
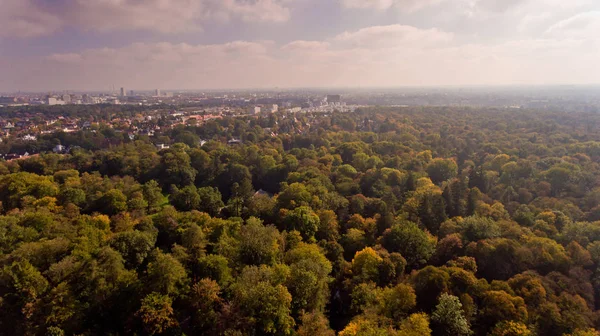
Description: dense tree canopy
xmin=1 ymin=106 xmax=600 ymax=335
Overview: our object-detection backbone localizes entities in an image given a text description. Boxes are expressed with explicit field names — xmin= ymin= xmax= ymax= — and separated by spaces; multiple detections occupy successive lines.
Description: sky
xmin=1 ymin=0 xmax=600 ymax=91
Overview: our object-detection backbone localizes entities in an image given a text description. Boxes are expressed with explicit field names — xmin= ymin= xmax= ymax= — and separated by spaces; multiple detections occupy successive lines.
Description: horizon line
xmin=4 ymin=83 xmax=600 ymax=95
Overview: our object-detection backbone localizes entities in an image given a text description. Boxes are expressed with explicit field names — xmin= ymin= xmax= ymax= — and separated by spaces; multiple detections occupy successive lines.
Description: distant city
xmin=0 ymin=88 xmax=365 ymax=159
xmin=1 ymin=86 xmax=600 ymax=159
xmin=0 ymin=89 xmax=357 ymax=113
xmin=3 ymin=86 xmax=600 ymax=112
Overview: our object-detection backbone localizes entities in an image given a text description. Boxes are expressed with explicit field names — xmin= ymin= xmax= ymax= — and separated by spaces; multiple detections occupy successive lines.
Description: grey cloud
xmin=0 ymin=0 xmax=63 ymax=37
xmin=31 ymin=33 xmax=599 ymax=90
xmin=4 ymin=27 xmax=598 ymax=91
xmin=0 ymin=0 xmax=292 ymax=37
xmin=3 ymin=0 xmax=600 ymax=90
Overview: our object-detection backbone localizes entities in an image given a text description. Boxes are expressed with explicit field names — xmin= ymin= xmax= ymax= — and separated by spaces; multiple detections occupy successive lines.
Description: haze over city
xmin=2 ymin=0 xmax=600 ymax=92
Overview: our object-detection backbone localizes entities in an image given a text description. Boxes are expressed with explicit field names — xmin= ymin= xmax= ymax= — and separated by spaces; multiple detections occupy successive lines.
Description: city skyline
xmin=2 ymin=0 xmax=600 ymax=91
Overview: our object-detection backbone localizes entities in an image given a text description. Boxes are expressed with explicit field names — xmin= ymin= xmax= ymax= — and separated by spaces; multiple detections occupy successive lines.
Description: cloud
xmin=546 ymin=11 xmax=600 ymax=38
xmin=475 ymin=0 xmax=527 ymax=13
xmin=0 ymin=0 xmax=63 ymax=38
xmin=221 ymin=0 xmax=292 ymax=23
xmin=34 ymin=40 xmax=282 ymax=90
xmin=4 ymin=0 xmax=600 ymax=91
xmin=282 ymin=40 xmax=331 ymax=51
xmin=0 ymin=0 xmax=293 ymax=38
xmin=339 ymin=0 xmax=445 ymax=12
xmin=334 ymin=24 xmax=454 ymax=48
xmin=25 ymin=18 xmax=599 ymax=92
xmin=47 ymin=53 xmax=84 ymax=63
xmin=340 ymin=0 xmax=396 ymax=10
xmin=48 ymin=41 xmax=272 ymax=65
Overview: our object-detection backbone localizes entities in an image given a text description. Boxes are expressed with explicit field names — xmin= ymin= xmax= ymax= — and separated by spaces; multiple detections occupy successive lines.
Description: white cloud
xmin=0 ymin=0 xmax=293 ymax=37
xmin=340 ymin=0 xmax=396 ymax=10
xmin=546 ymin=11 xmax=600 ymax=38
xmin=340 ymin=0 xmax=445 ymax=12
xmin=334 ymin=24 xmax=454 ymax=48
xmin=517 ymin=12 xmax=552 ymax=32
xmin=47 ymin=53 xmax=84 ymax=63
xmin=4 ymin=0 xmax=600 ymax=90
xmin=474 ymin=0 xmax=526 ymax=13
xmin=221 ymin=0 xmax=292 ymax=23
xmin=21 ymin=19 xmax=598 ymax=92
xmin=282 ymin=40 xmax=331 ymax=51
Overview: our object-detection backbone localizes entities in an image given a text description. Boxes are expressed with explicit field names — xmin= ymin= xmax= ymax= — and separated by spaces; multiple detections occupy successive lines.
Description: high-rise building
xmin=120 ymin=87 xmax=126 ymax=97
xmin=155 ymin=89 xmax=161 ymax=97
xmin=46 ymin=97 xmax=66 ymax=106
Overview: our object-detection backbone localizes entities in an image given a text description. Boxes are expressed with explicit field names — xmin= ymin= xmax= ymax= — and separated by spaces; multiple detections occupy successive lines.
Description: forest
xmin=1 ymin=106 xmax=600 ymax=335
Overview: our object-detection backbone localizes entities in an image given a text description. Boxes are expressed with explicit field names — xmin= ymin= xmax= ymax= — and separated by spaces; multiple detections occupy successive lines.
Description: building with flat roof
xmin=46 ymin=97 xmax=66 ymax=106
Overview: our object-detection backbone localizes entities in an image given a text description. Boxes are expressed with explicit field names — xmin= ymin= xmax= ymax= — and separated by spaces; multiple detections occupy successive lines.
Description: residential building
xmin=53 ymin=144 xmax=66 ymax=153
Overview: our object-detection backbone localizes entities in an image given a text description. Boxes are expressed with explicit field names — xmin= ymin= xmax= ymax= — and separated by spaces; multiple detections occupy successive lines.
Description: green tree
xmin=458 ymin=216 xmax=500 ymax=244
xmin=277 ymin=183 xmax=312 ymax=209
xmin=142 ymin=180 xmax=164 ymax=212
xmin=170 ymin=185 xmax=200 ymax=211
xmin=285 ymin=243 xmax=332 ymax=316
xmin=197 ymin=186 xmax=224 ymax=216
xmin=239 ymin=218 xmax=282 ymax=266
xmin=381 ymin=221 xmax=437 ymax=269
xmin=379 ymin=283 xmax=417 ymax=320
xmin=427 ymin=159 xmax=458 ymax=184
xmin=160 ymin=145 xmax=197 ymax=187
xmin=146 ymin=250 xmax=189 ymax=297
xmin=97 ymin=189 xmax=128 ymax=215
xmin=230 ymin=266 xmax=295 ymax=335
xmin=544 ymin=166 xmax=573 ymax=196
xmin=195 ymin=254 xmax=232 ymax=287
xmin=110 ymin=230 xmax=156 ymax=268
xmin=351 ymin=247 xmax=383 ymax=283
xmin=283 ymin=206 xmax=320 ymax=242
